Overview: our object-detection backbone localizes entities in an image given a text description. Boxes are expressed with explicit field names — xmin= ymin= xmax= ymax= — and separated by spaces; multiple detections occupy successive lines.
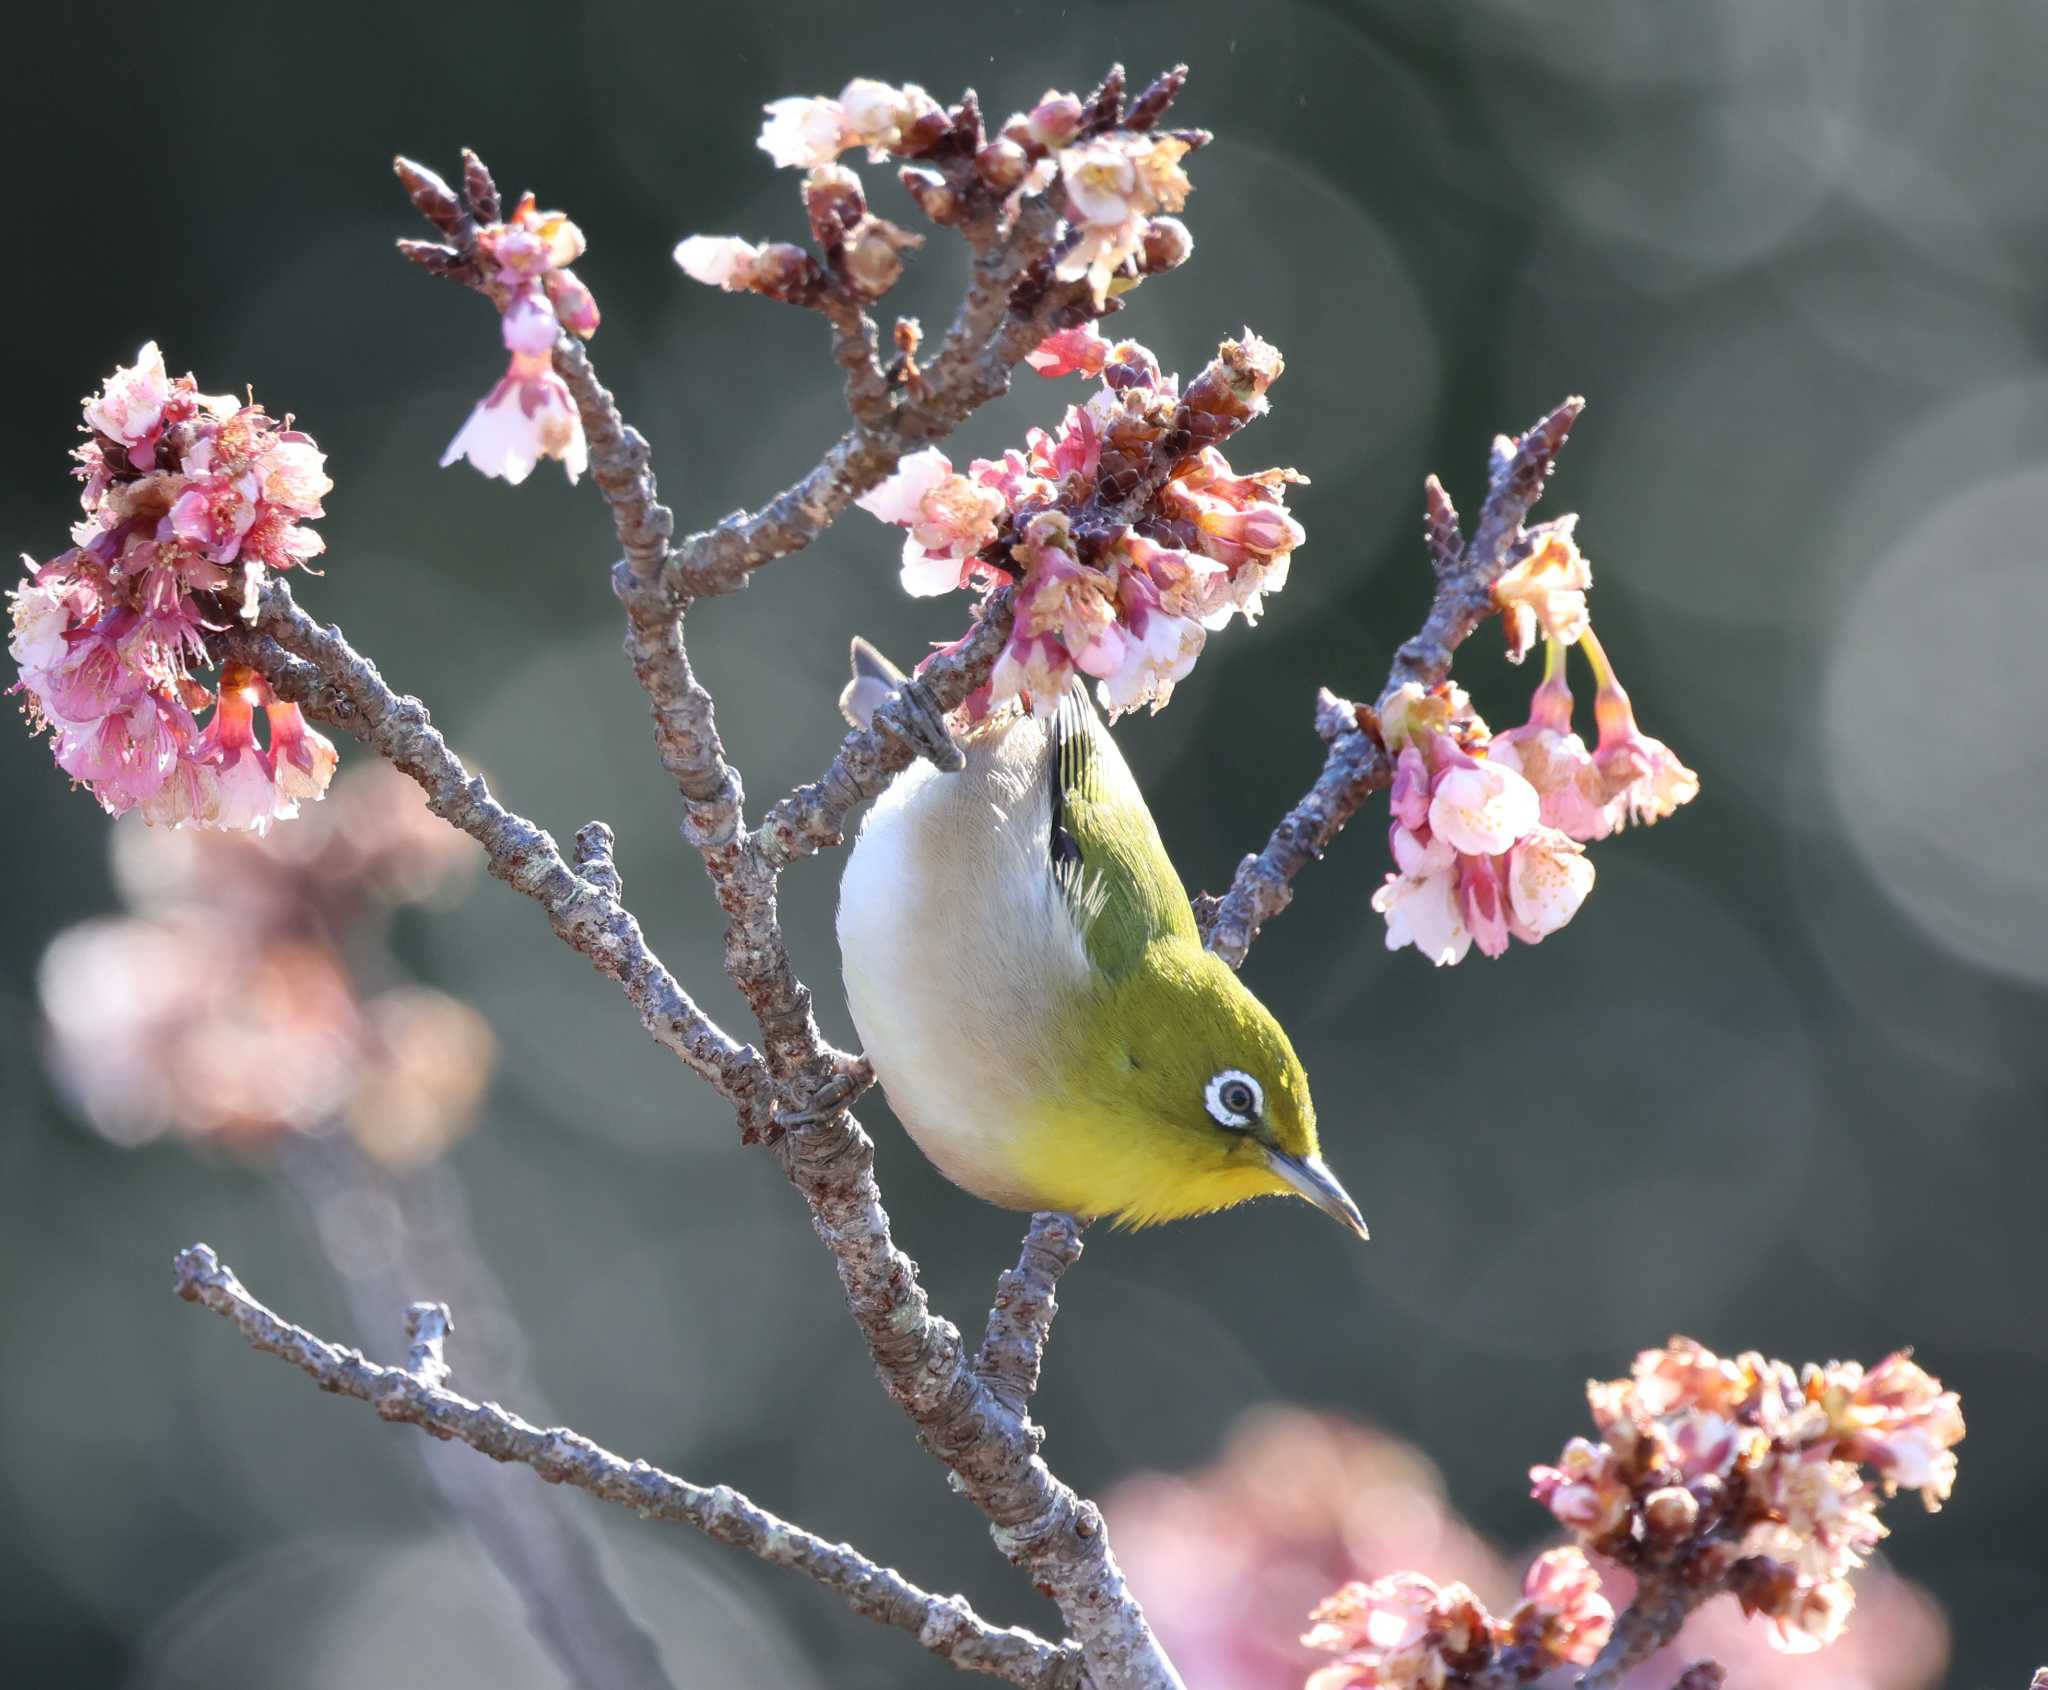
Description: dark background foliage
xmin=4 ymin=2 xmax=2045 ymax=1686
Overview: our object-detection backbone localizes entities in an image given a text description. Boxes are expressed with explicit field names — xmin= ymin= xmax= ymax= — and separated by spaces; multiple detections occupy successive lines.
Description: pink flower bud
xmin=1026 ymin=91 xmax=1085 ymax=148
xmin=974 ymin=139 xmax=1031 ymax=195
xmin=675 ymin=235 xmax=766 ymax=291
xmin=1642 ymin=1484 xmax=1702 ymax=1543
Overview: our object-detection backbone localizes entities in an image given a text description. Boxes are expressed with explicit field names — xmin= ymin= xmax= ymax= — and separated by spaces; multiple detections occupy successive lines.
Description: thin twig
xmin=1196 ymin=397 xmax=1584 ymax=968
xmin=172 ymin=1244 xmax=1084 ymax=1690
xmin=216 ymin=594 xmax=771 ymax=1135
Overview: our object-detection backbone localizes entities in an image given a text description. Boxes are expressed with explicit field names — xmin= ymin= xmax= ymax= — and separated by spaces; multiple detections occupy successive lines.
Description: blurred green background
xmin=5 ymin=2 xmax=2046 ymax=1686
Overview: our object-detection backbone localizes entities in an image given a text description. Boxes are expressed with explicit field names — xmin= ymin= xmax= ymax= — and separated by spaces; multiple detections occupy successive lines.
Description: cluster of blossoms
xmin=677 ymin=76 xmax=1196 ymax=309
xmin=1108 ymin=1406 xmax=1948 ymax=1690
xmin=10 ymin=345 xmax=337 ymax=830
xmin=1530 ymin=1339 xmax=1964 ymax=1654
xmin=39 ymin=763 xmax=492 ymax=1166
xmin=857 ymin=329 xmax=1302 ymax=719
xmin=1303 ymin=1548 xmax=1614 ymax=1690
xmin=441 ymin=195 xmax=600 ymax=486
xmin=1372 ymin=525 xmax=1699 ymax=965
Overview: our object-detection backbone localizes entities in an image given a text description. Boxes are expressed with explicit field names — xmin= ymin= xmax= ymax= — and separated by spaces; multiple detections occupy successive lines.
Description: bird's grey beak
xmin=1265 ymin=1149 xmax=1369 ymax=1241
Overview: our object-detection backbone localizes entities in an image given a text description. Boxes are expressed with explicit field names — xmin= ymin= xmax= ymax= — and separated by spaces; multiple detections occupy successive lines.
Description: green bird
xmin=835 ymin=640 xmax=1366 ymax=1236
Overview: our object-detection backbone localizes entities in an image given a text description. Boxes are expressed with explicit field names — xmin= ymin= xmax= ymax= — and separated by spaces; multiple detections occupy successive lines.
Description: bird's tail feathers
xmin=839 ymin=636 xmax=907 ymax=729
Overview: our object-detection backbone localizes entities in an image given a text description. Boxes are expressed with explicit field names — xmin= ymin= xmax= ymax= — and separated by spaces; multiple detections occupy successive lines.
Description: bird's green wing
xmin=1050 ymin=685 xmax=1200 ymax=977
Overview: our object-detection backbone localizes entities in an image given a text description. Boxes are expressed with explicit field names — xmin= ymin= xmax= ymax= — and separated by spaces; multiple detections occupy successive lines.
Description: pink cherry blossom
xmin=1026 ymin=324 xmax=1113 ymax=378
xmin=1493 ymin=517 xmax=1592 ymax=662
xmin=83 ymin=341 xmax=173 ymax=468
xmin=1583 ymin=629 xmax=1700 ymax=828
xmin=989 ymin=630 xmax=1074 ymax=720
xmin=1426 ymin=752 xmax=1540 ymax=857
xmin=1505 ymin=827 xmax=1595 ymax=937
xmin=1097 ymin=568 xmax=1203 ymax=718
xmin=1489 ymin=658 xmax=1615 ymax=842
xmin=1370 ymin=867 xmax=1470 ymax=968
xmin=855 ymin=447 xmax=1006 ymax=595
xmin=267 ymin=700 xmax=339 ymax=806
xmin=1534 ymin=1337 xmax=1962 ymax=1663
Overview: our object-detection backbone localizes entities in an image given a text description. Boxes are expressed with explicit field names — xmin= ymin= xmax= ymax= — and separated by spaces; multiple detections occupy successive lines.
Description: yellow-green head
xmin=1014 ymin=935 xmax=1365 ymax=1233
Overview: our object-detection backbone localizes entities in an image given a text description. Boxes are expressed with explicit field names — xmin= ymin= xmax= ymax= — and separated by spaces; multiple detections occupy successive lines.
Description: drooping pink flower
xmin=1505 ymin=827 xmax=1595 ymax=938
xmin=989 ymin=630 xmax=1075 ymax=720
xmin=52 ymin=691 xmax=186 ymax=814
xmin=1489 ymin=659 xmax=1615 ymax=842
xmin=440 ymin=293 xmax=587 ymax=486
xmin=1493 ymin=518 xmax=1592 ymax=663
xmin=266 ymin=699 xmax=339 ymax=806
xmin=189 ymin=665 xmax=295 ymax=834
xmin=1814 ymin=1352 xmax=1966 ymax=1510
xmin=1370 ymin=866 xmax=1470 ymax=968
xmin=1581 ymin=630 xmax=1699 ymax=829
xmin=1097 ymin=566 xmax=1203 ymax=718
xmin=1011 ymin=514 xmax=1124 ymax=679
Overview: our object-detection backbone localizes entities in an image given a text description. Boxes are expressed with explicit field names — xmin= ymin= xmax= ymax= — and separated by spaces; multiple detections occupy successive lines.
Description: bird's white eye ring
xmin=1205 ymin=1069 xmax=1263 ymax=1129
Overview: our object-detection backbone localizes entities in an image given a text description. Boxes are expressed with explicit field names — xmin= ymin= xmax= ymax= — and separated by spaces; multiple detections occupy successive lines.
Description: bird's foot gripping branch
xmin=10 ymin=62 xmax=1953 ymax=1690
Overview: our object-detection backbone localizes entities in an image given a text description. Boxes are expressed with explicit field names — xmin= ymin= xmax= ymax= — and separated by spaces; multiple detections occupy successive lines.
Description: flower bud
xmin=804 ymin=164 xmax=867 ymax=250
xmin=975 ymin=139 xmax=1030 ymax=195
xmin=841 ymin=217 xmax=921 ymax=299
xmin=1027 ymin=90 xmax=1085 ymax=148
xmin=1139 ymin=216 xmax=1193 ymax=274
xmin=900 ymin=165 xmax=963 ymax=224
xmin=1642 ymin=1484 xmax=1701 ymax=1545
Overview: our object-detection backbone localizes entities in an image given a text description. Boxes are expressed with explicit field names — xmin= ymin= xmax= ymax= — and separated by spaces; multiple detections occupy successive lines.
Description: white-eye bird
xmin=835 ymin=640 xmax=1367 ymax=1236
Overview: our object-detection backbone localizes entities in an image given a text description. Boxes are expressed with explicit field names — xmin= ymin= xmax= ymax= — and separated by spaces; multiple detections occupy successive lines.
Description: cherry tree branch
xmin=215 ymin=594 xmax=774 ymax=1136
xmin=977 ymin=1214 xmax=1087 ymax=1419
xmin=252 ymin=91 xmax=1188 ymax=1689
xmin=171 ymin=1244 xmax=1083 ymax=1690
xmin=1195 ymin=397 xmax=1584 ymax=968
xmin=1573 ymin=1578 xmax=1706 ymax=1690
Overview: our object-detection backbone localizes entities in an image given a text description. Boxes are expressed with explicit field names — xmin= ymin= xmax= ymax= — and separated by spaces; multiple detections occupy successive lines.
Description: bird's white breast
xmin=835 ymin=713 xmax=1091 ymax=1207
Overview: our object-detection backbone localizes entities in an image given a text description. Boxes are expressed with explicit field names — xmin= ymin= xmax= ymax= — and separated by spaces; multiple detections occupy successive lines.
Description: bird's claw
xmin=774 ymin=1060 xmax=874 ymax=1130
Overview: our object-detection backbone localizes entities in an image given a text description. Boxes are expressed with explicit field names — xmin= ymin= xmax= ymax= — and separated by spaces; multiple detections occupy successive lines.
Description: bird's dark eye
xmin=1204 ymin=1069 xmax=1263 ymax=1129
